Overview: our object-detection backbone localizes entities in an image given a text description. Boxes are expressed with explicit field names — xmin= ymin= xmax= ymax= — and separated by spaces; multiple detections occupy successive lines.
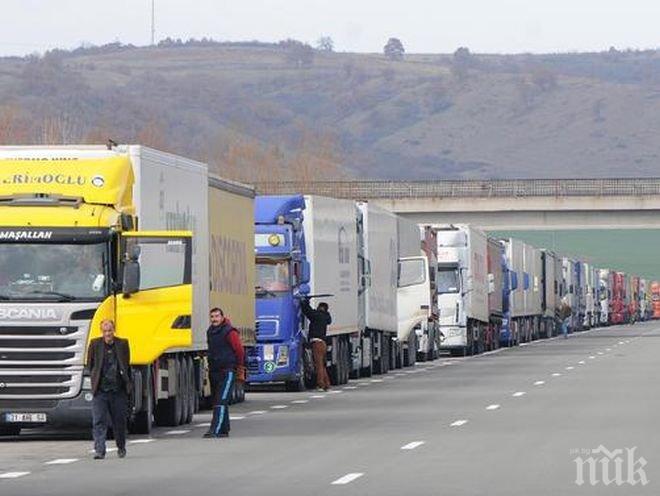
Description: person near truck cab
xmin=86 ymin=319 xmax=132 ymax=460
xmin=205 ymin=307 xmax=246 ymax=438
xmin=301 ymin=298 xmax=332 ymax=391
xmin=558 ymin=297 xmax=572 ymax=339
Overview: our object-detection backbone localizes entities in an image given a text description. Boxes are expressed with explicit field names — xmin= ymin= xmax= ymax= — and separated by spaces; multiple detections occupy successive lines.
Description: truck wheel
xmin=360 ymin=338 xmax=373 ymax=377
xmin=285 ymin=353 xmax=306 ymax=392
xmin=155 ymin=358 xmax=183 ymax=426
xmin=0 ymin=426 xmax=21 ymax=436
xmin=132 ymin=367 xmax=153 ymax=435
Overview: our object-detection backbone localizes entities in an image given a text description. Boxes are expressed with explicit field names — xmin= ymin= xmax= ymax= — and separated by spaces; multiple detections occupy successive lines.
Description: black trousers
xmin=92 ymin=390 xmax=128 ymax=454
xmin=209 ymin=368 xmax=235 ymax=435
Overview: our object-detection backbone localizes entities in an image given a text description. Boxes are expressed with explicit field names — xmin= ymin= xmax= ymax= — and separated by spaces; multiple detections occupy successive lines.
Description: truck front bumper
xmin=0 ymin=391 xmax=93 ymax=429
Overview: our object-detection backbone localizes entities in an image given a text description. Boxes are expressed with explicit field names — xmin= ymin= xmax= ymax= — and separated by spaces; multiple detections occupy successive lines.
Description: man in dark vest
xmin=301 ymin=298 xmax=332 ymax=391
xmin=86 ymin=319 xmax=132 ymax=459
xmin=205 ymin=307 xmax=245 ymax=438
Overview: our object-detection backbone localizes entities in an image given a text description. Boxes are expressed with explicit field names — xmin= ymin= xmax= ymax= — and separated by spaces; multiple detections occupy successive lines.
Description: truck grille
xmin=0 ymin=324 xmax=87 ymax=399
xmin=246 ymin=347 xmax=260 ymax=374
xmin=255 ymin=319 xmax=279 ymax=339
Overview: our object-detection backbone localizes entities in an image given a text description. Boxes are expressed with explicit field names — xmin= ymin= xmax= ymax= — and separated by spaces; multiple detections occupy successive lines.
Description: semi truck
xmin=0 ymin=145 xmax=255 ymax=436
xmin=597 ymin=269 xmax=612 ymax=326
xmin=541 ymin=250 xmax=561 ymax=338
xmin=250 ymin=195 xmax=360 ymax=390
xmin=486 ymin=238 xmax=504 ymax=350
xmin=436 ymin=225 xmax=489 ymax=356
xmin=523 ymin=242 xmax=543 ymax=341
xmin=357 ymin=201 xmax=399 ymax=375
xmin=610 ymin=271 xmax=628 ymax=324
xmin=503 ymin=238 xmax=526 ymax=344
xmin=417 ymin=226 xmax=440 ymax=361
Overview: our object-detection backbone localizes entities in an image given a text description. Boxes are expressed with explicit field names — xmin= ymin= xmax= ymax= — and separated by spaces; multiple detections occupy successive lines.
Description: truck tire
xmin=132 ymin=367 xmax=153 ymax=435
xmin=360 ymin=338 xmax=373 ymax=377
xmin=285 ymin=351 xmax=306 ymax=392
xmin=374 ymin=332 xmax=386 ymax=375
xmin=185 ymin=357 xmax=195 ymax=423
xmin=0 ymin=426 xmax=20 ymax=436
xmin=155 ymin=358 xmax=183 ymax=427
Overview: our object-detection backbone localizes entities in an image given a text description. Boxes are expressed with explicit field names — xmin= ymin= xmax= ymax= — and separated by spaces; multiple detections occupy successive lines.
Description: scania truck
xmin=0 ymin=145 xmax=255 ymax=436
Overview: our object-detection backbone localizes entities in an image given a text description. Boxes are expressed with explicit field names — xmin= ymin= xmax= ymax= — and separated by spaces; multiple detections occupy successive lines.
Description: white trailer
xmin=356 ymin=202 xmax=399 ymax=375
xmin=304 ymin=195 xmax=360 ymax=381
xmin=597 ymin=269 xmax=611 ymax=325
xmin=396 ymin=217 xmax=428 ymax=367
xmin=503 ymin=238 xmax=524 ymax=344
xmin=436 ymin=225 xmax=489 ymax=356
xmin=523 ymin=243 xmax=543 ymax=341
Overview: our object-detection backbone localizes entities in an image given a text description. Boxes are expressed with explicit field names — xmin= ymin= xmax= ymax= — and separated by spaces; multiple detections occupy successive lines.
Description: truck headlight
xmin=277 ymin=345 xmax=289 ymax=366
xmin=82 ymin=376 xmax=92 ymax=390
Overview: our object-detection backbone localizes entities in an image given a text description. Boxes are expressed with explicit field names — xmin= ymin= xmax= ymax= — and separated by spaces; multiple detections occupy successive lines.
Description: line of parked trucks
xmin=0 ymin=145 xmax=656 ymax=437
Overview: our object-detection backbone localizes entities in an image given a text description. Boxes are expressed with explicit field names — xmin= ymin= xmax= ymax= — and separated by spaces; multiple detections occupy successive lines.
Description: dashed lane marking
xmin=486 ymin=404 xmax=501 ymax=410
xmin=589 ymin=356 xmax=596 ymax=359
xmin=248 ymin=410 xmax=267 ymax=415
xmin=331 ymin=473 xmax=364 ymax=485
xmin=565 ymin=366 xmax=575 ymax=370
xmin=328 ymin=390 xmax=343 ymax=394
xmin=552 ymin=373 xmax=562 ymax=377
xmin=291 ymin=399 xmax=309 ymax=404
xmin=342 ymin=386 xmax=358 ymax=390
xmin=450 ymin=419 xmax=469 ymax=427
xmin=88 ymin=447 xmax=117 ymax=454
xmin=165 ymin=429 xmax=191 ymax=435
xmin=512 ymin=391 xmax=526 ymax=397
xmin=533 ymin=381 xmax=545 ymax=386
xmin=45 ymin=459 xmax=78 ymax=465
xmin=597 ymin=352 xmax=604 ymax=355
xmin=578 ymin=360 xmax=586 ymax=365
xmin=195 ymin=422 xmax=211 ymax=428
xmin=129 ymin=438 xmax=156 ymax=444
xmin=270 ymin=405 xmax=288 ymax=410
xmin=401 ymin=441 xmax=426 ymax=450
xmin=370 ymin=379 xmax=384 ymax=383
xmin=230 ymin=415 xmax=246 ymax=420
xmin=310 ymin=395 xmax=326 ymax=399
xmin=0 ymin=472 xmax=30 ymax=479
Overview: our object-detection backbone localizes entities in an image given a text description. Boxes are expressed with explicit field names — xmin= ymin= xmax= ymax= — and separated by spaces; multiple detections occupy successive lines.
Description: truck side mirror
xmin=510 ymin=272 xmax=518 ymax=291
xmin=298 ymin=283 xmax=310 ymax=296
xmin=300 ymin=260 xmax=311 ymax=284
xmin=122 ymin=260 xmax=141 ymax=296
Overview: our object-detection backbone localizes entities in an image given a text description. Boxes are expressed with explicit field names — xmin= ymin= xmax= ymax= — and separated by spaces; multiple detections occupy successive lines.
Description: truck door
xmin=115 ymin=232 xmax=193 ymax=365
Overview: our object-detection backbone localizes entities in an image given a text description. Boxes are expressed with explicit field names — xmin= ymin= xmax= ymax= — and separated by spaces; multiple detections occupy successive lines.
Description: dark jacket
xmin=86 ymin=337 xmax=132 ymax=396
xmin=207 ymin=322 xmax=244 ymax=370
xmin=301 ymin=299 xmax=332 ymax=341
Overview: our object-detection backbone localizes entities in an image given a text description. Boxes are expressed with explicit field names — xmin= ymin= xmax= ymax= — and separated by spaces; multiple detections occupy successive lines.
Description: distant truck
xmin=417 ymin=226 xmax=440 ymax=361
xmin=610 ymin=271 xmax=628 ymax=324
xmin=436 ymin=225 xmax=489 ymax=356
xmin=597 ymin=269 xmax=613 ymax=326
xmin=541 ymin=250 xmax=562 ymax=338
xmin=0 ymin=145 xmax=255 ymax=436
xmin=652 ymin=281 xmax=660 ymax=319
xmin=250 ymin=195 xmax=360 ymax=390
xmin=486 ymin=238 xmax=504 ymax=350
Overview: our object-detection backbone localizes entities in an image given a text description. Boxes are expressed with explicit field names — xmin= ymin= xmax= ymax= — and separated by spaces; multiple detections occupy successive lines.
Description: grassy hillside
xmin=2 ymin=41 xmax=660 ymax=180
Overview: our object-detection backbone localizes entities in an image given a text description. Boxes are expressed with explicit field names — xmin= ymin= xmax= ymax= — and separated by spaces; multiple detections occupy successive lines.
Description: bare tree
xmin=383 ymin=38 xmax=405 ymax=61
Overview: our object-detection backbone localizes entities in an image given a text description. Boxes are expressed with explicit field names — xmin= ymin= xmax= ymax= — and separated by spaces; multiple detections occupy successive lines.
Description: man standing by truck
xmin=86 ymin=319 xmax=131 ymax=460
xmin=301 ymin=298 xmax=332 ymax=391
xmin=205 ymin=308 xmax=246 ymax=438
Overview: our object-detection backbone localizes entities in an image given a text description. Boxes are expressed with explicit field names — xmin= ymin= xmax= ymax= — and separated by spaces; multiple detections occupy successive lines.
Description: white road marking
xmin=401 ymin=441 xmax=426 ymax=450
xmin=165 ymin=429 xmax=191 ymax=435
xmin=552 ymin=373 xmax=562 ymax=377
xmin=342 ymin=386 xmax=358 ymax=390
xmin=230 ymin=415 xmax=246 ymax=420
xmin=486 ymin=404 xmax=500 ymax=410
xmin=370 ymin=379 xmax=384 ymax=383
xmin=589 ymin=356 xmax=596 ymax=359
xmin=606 ymin=348 xmax=612 ymax=351
xmin=512 ymin=391 xmax=526 ymax=397
xmin=578 ymin=360 xmax=586 ymax=364
xmin=195 ymin=422 xmax=211 ymax=428
xmin=328 ymin=390 xmax=343 ymax=394
xmin=331 ymin=473 xmax=364 ymax=485
xmin=270 ymin=405 xmax=288 ymax=409
xmin=0 ymin=472 xmax=30 ymax=479
xmin=129 ymin=438 xmax=156 ymax=444
xmin=565 ymin=366 xmax=575 ymax=370
xmin=450 ymin=419 xmax=469 ymax=427
xmin=619 ymin=341 xmax=625 ymax=344
xmin=45 ymin=458 xmax=78 ymax=465
xmin=533 ymin=380 xmax=545 ymax=386
xmin=357 ymin=383 xmax=371 ymax=386
xmin=291 ymin=399 xmax=309 ymax=404
xmin=597 ymin=352 xmax=604 ymax=355
xmin=519 ymin=343 xmax=529 ymax=347
xmin=88 ymin=447 xmax=117 ymax=453
xmin=310 ymin=395 xmax=326 ymax=399
xmin=394 ymin=373 xmax=406 ymax=376
xmin=248 ymin=410 xmax=267 ymax=415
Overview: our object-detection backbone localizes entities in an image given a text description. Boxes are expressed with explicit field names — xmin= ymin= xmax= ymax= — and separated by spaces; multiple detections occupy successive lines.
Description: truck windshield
xmin=256 ymin=259 xmax=291 ymax=297
xmin=0 ymin=243 xmax=109 ymax=301
xmin=437 ymin=267 xmax=460 ymax=294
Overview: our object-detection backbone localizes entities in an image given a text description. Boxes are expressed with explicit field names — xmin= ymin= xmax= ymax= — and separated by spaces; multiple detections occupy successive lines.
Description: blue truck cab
xmin=248 ymin=195 xmax=312 ymax=391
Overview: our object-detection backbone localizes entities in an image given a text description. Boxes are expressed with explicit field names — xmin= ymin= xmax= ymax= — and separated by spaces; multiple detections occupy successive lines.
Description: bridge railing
xmin=255 ymin=178 xmax=660 ymax=199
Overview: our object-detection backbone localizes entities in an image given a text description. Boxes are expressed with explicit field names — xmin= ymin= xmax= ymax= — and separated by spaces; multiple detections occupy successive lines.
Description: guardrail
xmin=255 ymin=178 xmax=660 ymax=199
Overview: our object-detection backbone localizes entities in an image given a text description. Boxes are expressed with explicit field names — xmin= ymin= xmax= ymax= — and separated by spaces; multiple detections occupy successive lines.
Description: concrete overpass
xmin=256 ymin=178 xmax=660 ymax=230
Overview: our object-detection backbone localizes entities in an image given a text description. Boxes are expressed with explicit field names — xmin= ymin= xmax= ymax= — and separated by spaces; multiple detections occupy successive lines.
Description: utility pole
xmin=150 ymin=0 xmax=155 ymax=46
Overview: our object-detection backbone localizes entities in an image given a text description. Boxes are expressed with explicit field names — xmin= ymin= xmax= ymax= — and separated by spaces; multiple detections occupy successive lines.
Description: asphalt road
xmin=1 ymin=322 xmax=659 ymax=495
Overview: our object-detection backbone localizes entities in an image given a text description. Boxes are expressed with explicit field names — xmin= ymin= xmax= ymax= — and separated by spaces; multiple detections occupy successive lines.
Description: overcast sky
xmin=2 ymin=0 xmax=660 ymax=56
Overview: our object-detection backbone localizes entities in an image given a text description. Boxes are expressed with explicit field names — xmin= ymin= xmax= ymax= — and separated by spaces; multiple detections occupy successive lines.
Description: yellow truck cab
xmin=0 ymin=145 xmax=255 ymax=435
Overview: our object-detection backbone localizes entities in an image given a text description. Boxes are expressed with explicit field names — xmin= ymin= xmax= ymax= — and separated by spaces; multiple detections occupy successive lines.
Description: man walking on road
xmin=86 ymin=319 xmax=132 ymax=459
xmin=301 ymin=298 xmax=332 ymax=391
xmin=205 ymin=307 xmax=246 ymax=438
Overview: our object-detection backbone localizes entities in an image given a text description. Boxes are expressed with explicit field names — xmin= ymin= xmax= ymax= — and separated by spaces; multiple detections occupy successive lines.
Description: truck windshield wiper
xmin=25 ymin=290 xmax=77 ymax=301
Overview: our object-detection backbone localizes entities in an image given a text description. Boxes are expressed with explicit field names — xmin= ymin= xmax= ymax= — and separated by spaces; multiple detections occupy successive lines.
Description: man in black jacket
xmin=86 ymin=319 xmax=131 ymax=459
xmin=301 ymin=298 xmax=332 ymax=391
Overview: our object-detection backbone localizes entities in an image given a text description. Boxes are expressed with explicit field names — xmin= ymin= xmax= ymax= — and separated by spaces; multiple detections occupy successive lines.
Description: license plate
xmin=5 ymin=413 xmax=47 ymax=423
xmin=263 ymin=344 xmax=275 ymax=361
